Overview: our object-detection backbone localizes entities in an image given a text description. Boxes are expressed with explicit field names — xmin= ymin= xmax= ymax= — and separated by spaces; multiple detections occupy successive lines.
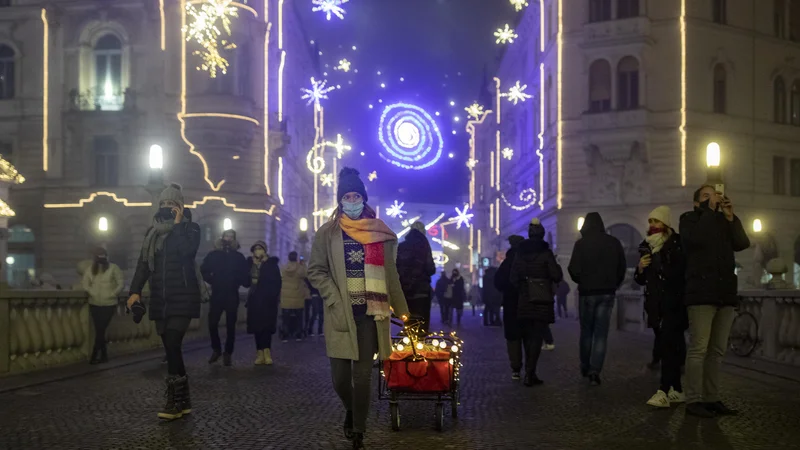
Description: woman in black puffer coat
xmin=246 ymin=241 xmax=282 ymax=366
xmin=128 ymin=183 xmax=201 ymax=422
xmin=510 ymin=218 xmax=563 ymax=386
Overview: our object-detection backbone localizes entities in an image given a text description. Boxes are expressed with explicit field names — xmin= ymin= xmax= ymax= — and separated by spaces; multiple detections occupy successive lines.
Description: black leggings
xmin=90 ymin=305 xmax=115 ymax=351
xmin=158 ymin=317 xmax=190 ymax=376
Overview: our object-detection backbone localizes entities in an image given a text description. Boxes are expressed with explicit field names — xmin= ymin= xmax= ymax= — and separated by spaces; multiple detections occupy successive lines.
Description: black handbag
xmin=521 ymin=278 xmax=554 ymax=304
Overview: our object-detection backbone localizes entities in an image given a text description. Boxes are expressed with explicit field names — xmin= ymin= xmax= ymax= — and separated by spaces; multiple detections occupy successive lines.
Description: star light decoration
xmin=466 ymin=158 xmax=478 ymax=169
xmin=320 ymin=173 xmax=334 ymax=187
xmin=386 ymin=200 xmax=407 ymax=219
xmin=509 ymin=0 xmax=529 ymax=11
xmin=184 ymin=0 xmax=238 ymax=78
xmin=335 ymin=59 xmax=351 ymax=72
xmin=301 ymin=77 xmax=335 ymax=106
xmin=312 ymin=0 xmax=349 ymax=21
xmin=502 ymin=147 xmax=514 ymax=160
xmin=368 ymin=171 xmax=378 ymax=181
xmin=329 ymin=133 xmax=351 ymax=158
xmin=501 ymin=81 xmax=533 ymax=105
xmin=450 ymin=204 xmax=474 ymax=230
xmin=494 ymin=24 xmax=518 ymax=44
xmin=465 ymin=103 xmax=486 ymax=120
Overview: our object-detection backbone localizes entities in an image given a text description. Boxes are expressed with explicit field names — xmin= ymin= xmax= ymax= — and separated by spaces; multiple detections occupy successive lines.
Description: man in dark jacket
xmin=202 ymin=229 xmax=249 ymax=366
xmin=495 ymin=235 xmax=526 ymax=379
xmin=434 ymin=271 xmax=450 ymax=325
xmin=679 ymin=185 xmax=750 ymax=418
xmin=396 ymin=222 xmax=436 ymax=333
xmin=482 ymin=265 xmax=502 ymax=326
xmin=568 ymin=212 xmax=626 ymax=386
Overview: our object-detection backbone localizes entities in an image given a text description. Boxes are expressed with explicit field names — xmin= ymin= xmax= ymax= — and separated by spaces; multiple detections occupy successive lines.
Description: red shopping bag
xmin=384 ymin=350 xmax=452 ymax=392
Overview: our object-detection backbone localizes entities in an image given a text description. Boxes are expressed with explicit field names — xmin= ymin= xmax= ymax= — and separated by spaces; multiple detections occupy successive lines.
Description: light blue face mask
xmin=342 ymin=201 xmax=364 ymax=220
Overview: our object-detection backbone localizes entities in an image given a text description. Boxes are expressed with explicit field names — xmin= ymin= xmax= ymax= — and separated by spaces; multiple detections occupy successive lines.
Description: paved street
xmin=1 ymin=310 xmax=799 ymax=450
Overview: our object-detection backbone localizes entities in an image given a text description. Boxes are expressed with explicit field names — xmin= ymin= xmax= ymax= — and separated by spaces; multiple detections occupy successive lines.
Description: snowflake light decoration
xmin=501 ymin=81 xmax=532 ymax=105
xmin=509 ymin=0 xmax=529 ymax=11
xmin=328 ymin=133 xmax=351 ymax=159
xmin=184 ymin=0 xmax=239 ymax=78
xmin=466 ymin=158 xmax=478 ymax=169
xmin=450 ymin=204 xmax=474 ymax=230
xmin=301 ymin=77 xmax=335 ymax=106
xmin=368 ymin=171 xmax=378 ymax=181
xmin=312 ymin=0 xmax=349 ymax=21
xmin=386 ymin=200 xmax=407 ymax=219
xmin=502 ymin=147 xmax=514 ymax=160
xmin=336 ymin=59 xmax=351 ymax=72
xmin=465 ymin=103 xmax=486 ymax=120
xmin=321 ymin=173 xmax=334 ymax=187
xmin=494 ymin=24 xmax=518 ymax=44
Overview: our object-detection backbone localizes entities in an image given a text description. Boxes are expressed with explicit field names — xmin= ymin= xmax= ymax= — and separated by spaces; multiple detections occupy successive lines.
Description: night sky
xmin=296 ymin=0 xmax=518 ymax=205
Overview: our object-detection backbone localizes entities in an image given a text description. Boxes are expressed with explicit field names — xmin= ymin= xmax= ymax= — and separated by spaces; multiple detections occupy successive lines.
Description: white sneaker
xmin=542 ymin=343 xmax=555 ymax=351
xmin=646 ymin=390 xmax=670 ymax=408
xmin=254 ymin=350 xmax=265 ymax=365
xmin=667 ymin=388 xmax=685 ymax=404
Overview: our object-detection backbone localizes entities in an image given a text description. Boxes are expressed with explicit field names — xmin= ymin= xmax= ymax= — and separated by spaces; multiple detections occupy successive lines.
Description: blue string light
xmin=378 ymin=103 xmax=443 ymax=170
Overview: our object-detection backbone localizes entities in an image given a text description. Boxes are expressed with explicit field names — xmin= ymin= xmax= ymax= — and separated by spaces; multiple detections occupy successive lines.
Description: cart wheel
xmin=434 ymin=403 xmax=444 ymax=431
xmin=390 ymin=403 xmax=400 ymax=431
xmin=451 ymin=398 xmax=459 ymax=419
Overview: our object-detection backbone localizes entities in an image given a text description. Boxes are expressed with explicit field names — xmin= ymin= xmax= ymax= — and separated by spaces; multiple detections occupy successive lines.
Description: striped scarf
xmin=340 ymin=216 xmax=397 ymax=320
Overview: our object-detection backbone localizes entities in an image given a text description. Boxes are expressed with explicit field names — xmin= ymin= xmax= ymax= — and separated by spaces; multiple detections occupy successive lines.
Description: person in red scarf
xmin=308 ymin=167 xmax=409 ymax=450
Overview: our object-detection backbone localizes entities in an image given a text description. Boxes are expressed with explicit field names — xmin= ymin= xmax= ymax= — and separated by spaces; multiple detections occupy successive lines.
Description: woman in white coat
xmin=82 ymin=247 xmax=124 ymax=364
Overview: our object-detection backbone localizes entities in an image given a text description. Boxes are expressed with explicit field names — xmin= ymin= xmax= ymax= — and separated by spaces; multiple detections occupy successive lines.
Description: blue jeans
xmin=579 ymin=294 xmax=615 ymax=375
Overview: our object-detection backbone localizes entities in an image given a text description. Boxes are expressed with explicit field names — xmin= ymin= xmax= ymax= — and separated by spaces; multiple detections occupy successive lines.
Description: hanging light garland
xmin=184 ymin=0 xmax=239 ymax=78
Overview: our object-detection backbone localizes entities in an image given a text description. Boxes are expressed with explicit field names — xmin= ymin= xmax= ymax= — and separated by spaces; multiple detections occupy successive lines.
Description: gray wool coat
xmin=308 ymin=219 xmax=410 ymax=361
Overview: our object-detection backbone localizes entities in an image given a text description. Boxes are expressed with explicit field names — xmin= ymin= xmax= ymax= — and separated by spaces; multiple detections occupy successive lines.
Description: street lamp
xmin=147 ymin=144 xmax=165 ymax=200
xmin=706 ymin=142 xmax=724 ymax=194
xmin=98 ymin=216 xmax=109 ymax=232
xmin=299 ymin=217 xmax=308 ymax=232
xmin=753 ymin=218 xmax=763 ymax=233
xmin=223 ymin=217 xmax=232 ymax=231
xmin=577 ymin=216 xmax=585 ymax=231
xmin=298 ymin=217 xmax=309 ymax=259
xmin=149 ymin=144 xmax=163 ymax=169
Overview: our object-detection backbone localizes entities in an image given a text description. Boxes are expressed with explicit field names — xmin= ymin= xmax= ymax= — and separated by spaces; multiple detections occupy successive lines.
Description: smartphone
xmin=638 ymin=242 xmax=651 ymax=257
xmin=715 ymin=183 xmax=725 ymax=196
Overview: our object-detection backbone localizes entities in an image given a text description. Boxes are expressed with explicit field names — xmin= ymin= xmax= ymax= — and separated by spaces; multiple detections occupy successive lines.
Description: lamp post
xmin=298 ymin=218 xmax=309 ymax=260
xmin=706 ymin=142 xmax=724 ymax=194
xmin=146 ymin=144 xmax=165 ymax=205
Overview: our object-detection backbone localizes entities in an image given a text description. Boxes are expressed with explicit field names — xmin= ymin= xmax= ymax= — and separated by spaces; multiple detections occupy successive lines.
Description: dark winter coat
xmin=495 ymin=247 xmax=521 ymax=340
xmin=246 ymin=256 xmax=282 ymax=334
xmin=567 ymin=212 xmax=626 ymax=296
xmin=130 ymin=216 xmax=202 ymax=321
xmin=510 ymin=239 xmax=563 ymax=323
xmin=451 ymin=276 xmax=466 ymax=309
xmin=396 ymin=229 xmax=436 ymax=300
xmin=201 ymin=240 xmax=250 ymax=306
xmin=482 ymin=267 xmax=503 ymax=307
xmin=633 ymin=232 xmax=687 ymax=329
xmin=679 ymin=205 xmax=750 ymax=307
xmin=434 ymin=275 xmax=449 ymax=301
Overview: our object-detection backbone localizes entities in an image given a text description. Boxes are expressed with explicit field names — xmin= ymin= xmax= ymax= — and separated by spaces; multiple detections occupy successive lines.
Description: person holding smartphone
xmin=634 ymin=206 xmax=687 ymax=408
xmin=679 ymin=185 xmax=750 ymax=418
xmin=127 ymin=183 xmax=202 ymax=421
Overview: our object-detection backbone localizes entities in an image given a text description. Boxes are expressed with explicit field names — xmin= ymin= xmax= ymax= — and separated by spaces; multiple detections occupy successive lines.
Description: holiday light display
xmin=680 ymin=0 xmax=687 ymax=186
xmin=432 ymin=251 xmax=450 ymax=266
xmin=44 ymin=192 xmax=152 ymax=209
xmin=502 ymin=147 xmax=514 ymax=160
xmin=466 ymin=158 xmax=478 ymax=169
xmin=183 ymin=196 xmax=276 ymax=215
xmin=378 ymin=103 xmax=444 ymax=170
xmin=312 ymin=0 xmax=348 ymax=21
xmin=0 ymin=199 xmax=14 ymax=217
xmin=321 ymin=173 xmax=334 ymax=187
xmin=509 ymin=0 xmax=528 ymax=11
xmin=386 ymin=200 xmax=407 ymax=219
xmin=390 ymin=325 xmax=464 ymax=383
xmin=0 ymin=158 xmax=25 ymax=184
xmin=329 ymin=133 xmax=351 ymax=158
xmin=184 ymin=0 xmax=239 ymax=78
xmin=432 ymin=237 xmax=459 ymax=251
xmin=336 ymin=58 xmax=351 ymax=72
xmin=501 ymin=81 xmax=532 ymax=105
xmin=368 ymin=171 xmax=378 ymax=181
xmin=501 ymin=189 xmax=538 ymax=211
xmin=450 ymin=204 xmax=473 ymax=230
xmin=301 ymin=77 xmax=335 ymax=106
xmin=41 ymin=8 xmax=49 ymax=171
xmin=464 ymin=103 xmax=485 ymax=120
xmin=494 ymin=24 xmax=518 ymax=44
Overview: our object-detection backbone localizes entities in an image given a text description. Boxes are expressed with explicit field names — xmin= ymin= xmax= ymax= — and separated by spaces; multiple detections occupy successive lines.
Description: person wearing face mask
xmin=201 ymin=229 xmax=250 ymax=366
xmin=82 ymin=246 xmax=124 ymax=365
xmin=307 ymin=167 xmax=409 ymax=450
xmin=245 ymin=241 xmax=282 ymax=365
xmin=679 ymin=185 xmax=750 ymax=418
xmin=127 ymin=183 xmax=202 ymax=421
xmin=449 ymin=269 xmax=466 ymax=326
xmin=634 ymin=206 xmax=688 ymax=408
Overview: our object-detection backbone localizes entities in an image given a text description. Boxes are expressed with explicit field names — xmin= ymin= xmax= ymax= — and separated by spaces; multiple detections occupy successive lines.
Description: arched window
xmin=617 ymin=0 xmax=639 ymax=19
xmin=588 ymin=60 xmax=611 ymax=113
xmin=0 ymin=45 xmax=14 ymax=100
xmin=617 ymin=57 xmax=640 ymax=110
xmin=93 ymin=34 xmax=123 ymax=110
xmin=776 ymin=0 xmax=787 ymax=37
xmin=775 ymin=76 xmax=787 ymax=123
xmin=713 ymin=0 xmax=727 ymax=24
xmin=92 ymin=135 xmax=119 ymax=186
xmin=792 ymin=80 xmax=800 ymax=125
xmin=589 ymin=0 xmax=612 ymax=22
xmin=713 ymin=64 xmax=727 ymax=114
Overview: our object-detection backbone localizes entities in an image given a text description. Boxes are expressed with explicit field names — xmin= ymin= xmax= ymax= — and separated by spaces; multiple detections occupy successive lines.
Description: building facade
xmin=1 ymin=0 xmax=319 ymax=286
xmin=472 ymin=0 xmax=800 ymax=292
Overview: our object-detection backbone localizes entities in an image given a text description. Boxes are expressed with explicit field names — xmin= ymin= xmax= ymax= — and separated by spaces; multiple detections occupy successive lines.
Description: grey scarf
xmin=141 ymin=218 xmax=177 ymax=271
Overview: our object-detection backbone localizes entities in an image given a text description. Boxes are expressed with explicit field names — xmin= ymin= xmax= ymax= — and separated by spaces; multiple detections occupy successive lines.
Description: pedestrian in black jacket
xmin=495 ymin=234 xmax=525 ymax=380
xmin=201 ymin=229 xmax=250 ymax=366
xmin=434 ymin=272 xmax=451 ymax=325
xmin=396 ymin=222 xmax=436 ymax=333
xmin=568 ymin=211 xmax=626 ymax=386
xmin=482 ymin=265 xmax=502 ymax=326
xmin=450 ymin=269 xmax=466 ymax=326
xmin=680 ymin=185 xmax=750 ymax=418
xmin=508 ymin=219 xmax=563 ymax=386
xmin=246 ymin=240 xmax=281 ymax=366
xmin=127 ymin=183 xmax=201 ymax=421
xmin=634 ymin=206 xmax=687 ymax=408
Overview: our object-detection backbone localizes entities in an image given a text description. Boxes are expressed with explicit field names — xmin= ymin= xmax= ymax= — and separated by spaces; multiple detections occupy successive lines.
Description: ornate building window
xmin=0 ymin=45 xmax=14 ymax=100
xmin=713 ymin=64 xmax=727 ymax=114
xmin=617 ymin=57 xmax=639 ymax=110
xmin=617 ymin=0 xmax=639 ymax=19
xmin=92 ymin=136 xmax=119 ymax=187
xmin=93 ymin=34 xmax=123 ymax=110
xmin=588 ymin=60 xmax=611 ymax=113
xmin=589 ymin=0 xmax=612 ymax=22
xmin=775 ymin=76 xmax=787 ymax=123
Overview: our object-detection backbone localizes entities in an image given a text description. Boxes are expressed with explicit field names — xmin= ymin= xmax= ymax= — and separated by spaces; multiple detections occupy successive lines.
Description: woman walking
xmin=634 ymin=206 xmax=687 ymax=408
xmin=450 ymin=269 xmax=466 ymax=326
xmin=307 ymin=167 xmax=409 ymax=450
xmin=82 ymin=247 xmax=124 ymax=364
xmin=127 ymin=183 xmax=202 ymax=421
xmin=509 ymin=218 xmax=563 ymax=386
xmin=246 ymin=241 xmax=282 ymax=365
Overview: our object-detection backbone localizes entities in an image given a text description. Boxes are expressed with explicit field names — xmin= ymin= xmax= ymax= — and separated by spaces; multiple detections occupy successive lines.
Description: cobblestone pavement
xmin=1 ymin=311 xmax=800 ymax=450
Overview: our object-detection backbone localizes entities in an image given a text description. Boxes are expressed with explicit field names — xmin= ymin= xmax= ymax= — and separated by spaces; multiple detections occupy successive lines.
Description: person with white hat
xmin=634 ymin=206 xmax=687 ymax=409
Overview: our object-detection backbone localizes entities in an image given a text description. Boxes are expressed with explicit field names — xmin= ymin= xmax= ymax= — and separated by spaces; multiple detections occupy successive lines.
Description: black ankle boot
xmin=523 ymin=374 xmax=543 ymax=387
xmin=89 ymin=348 xmax=100 ymax=365
xmin=158 ymin=376 xmax=183 ymax=421
xmin=343 ymin=410 xmax=354 ymax=439
xmin=174 ymin=375 xmax=192 ymax=415
xmin=351 ymin=432 xmax=365 ymax=449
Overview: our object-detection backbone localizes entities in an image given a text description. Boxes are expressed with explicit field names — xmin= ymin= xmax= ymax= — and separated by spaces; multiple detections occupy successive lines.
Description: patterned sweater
xmin=343 ymin=231 xmax=368 ymax=317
